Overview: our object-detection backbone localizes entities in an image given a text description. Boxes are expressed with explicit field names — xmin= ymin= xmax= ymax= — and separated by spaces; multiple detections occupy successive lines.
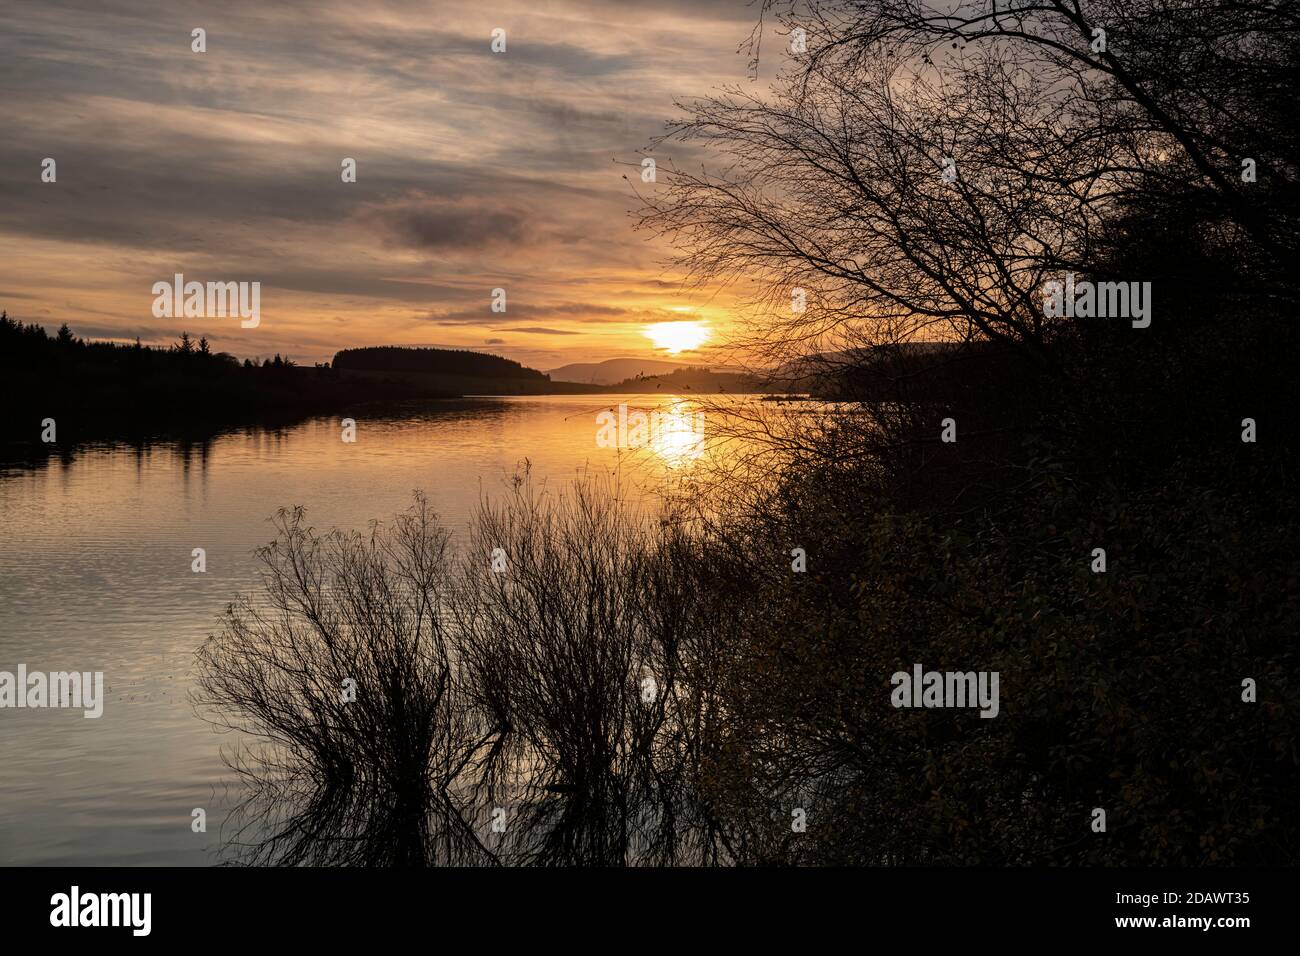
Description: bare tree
xmin=762 ymin=1 xmax=1299 ymax=257
xmin=639 ymin=0 xmax=1299 ymax=374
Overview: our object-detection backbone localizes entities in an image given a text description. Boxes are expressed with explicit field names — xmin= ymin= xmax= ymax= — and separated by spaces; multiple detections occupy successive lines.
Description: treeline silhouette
xmin=0 ymin=314 xmax=456 ymax=445
xmin=611 ymin=365 xmax=758 ymax=392
xmin=332 ymin=345 xmax=548 ymax=381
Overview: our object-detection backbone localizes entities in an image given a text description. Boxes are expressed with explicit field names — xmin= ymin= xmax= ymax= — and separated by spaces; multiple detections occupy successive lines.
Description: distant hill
xmin=334 ymin=346 xmax=547 ymax=381
xmin=330 ymin=346 xmax=616 ymax=396
xmin=548 ymin=357 xmax=695 ymax=385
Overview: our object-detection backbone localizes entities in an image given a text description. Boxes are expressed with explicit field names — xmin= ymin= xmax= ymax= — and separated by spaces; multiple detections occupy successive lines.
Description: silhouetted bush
xmin=197 ymin=476 xmax=733 ymax=866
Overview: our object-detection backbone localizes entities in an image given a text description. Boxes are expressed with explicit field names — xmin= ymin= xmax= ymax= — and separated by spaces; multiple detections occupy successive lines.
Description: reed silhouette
xmin=197 ymin=476 xmax=733 ymax=866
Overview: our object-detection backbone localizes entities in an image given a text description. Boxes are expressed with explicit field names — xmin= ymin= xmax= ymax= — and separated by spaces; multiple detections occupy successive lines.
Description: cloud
xmin=430 ymin=302 xmax=635 ymax=326
xmin=359 ymin=195 xmax=534 ymax=251
xmin=497 ymin=326 xmax=581 ymax=335
xmin=0 ymin=0 xmax=758 ymax=363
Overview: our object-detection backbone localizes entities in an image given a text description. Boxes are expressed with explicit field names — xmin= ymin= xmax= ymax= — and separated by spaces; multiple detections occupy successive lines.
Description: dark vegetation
xmin=197 ymin=0 xmax=1299 ymax=865
xmin=330 ymin=345 xmax=609 ymax=397
xmin=0 ymin=317 xmax=458 ymax=450
xmin=333 ymin=345 xmax=548 ymax=381
xmin=612 ymin=365 xmax=760 ymax=393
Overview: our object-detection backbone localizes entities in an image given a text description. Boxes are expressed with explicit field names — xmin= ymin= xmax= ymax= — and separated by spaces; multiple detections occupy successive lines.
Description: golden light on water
xmin=644 ymin=320 xmax=711 ymax=355
xmin=647 ymin=403 xmax=707 ymax=469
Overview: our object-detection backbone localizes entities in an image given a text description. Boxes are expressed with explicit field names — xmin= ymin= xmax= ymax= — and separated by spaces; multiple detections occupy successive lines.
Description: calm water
xmin=0 ymin=393 xmax=751 ymax=865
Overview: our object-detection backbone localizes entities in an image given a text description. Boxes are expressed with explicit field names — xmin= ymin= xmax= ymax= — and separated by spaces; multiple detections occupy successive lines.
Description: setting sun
xmin=644 ymin=320 xmax=712 ymax=355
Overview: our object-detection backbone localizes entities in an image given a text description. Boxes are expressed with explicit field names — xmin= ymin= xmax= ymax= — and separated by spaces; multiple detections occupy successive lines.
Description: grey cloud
xmin=361 ymin=198 xmax=533 ymax=251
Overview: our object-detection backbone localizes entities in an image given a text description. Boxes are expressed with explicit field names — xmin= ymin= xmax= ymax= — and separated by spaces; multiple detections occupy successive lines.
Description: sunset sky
xmin=0 ymin=0 xmax=767 ymax=369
